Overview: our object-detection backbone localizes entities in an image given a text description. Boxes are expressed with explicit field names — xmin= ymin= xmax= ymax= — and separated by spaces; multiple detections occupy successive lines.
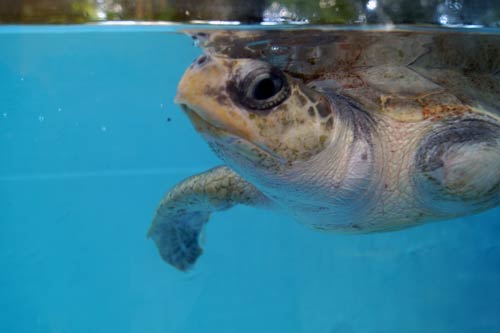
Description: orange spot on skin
xmin=341 ymin=74 xmax=365 ymax=89
xmin=422 ymin=104 xmax=472 ymax=121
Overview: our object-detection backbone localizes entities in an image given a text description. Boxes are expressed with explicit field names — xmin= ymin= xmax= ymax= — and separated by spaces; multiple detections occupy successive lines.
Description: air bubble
xmin=439 ymin=14 xmax=449 ymax=25
xmin=366 ymin=0 xmax=377 ymax=10
xmin=269 ymin=45 xmax=289 ymax=55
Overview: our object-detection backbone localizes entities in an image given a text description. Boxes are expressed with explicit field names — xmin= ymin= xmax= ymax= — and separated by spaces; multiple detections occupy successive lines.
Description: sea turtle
xmin=148 ymin=29 xmax=500 ymax=271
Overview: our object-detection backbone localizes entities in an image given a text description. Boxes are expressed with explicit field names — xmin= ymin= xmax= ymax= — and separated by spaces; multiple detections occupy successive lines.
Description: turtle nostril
xmin=196 ymin=55 xmax=209 ymax=66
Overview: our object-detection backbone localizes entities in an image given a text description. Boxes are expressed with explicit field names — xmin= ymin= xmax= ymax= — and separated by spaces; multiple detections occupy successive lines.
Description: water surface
xmin=0 ymin=25 xmax=499 ymax=333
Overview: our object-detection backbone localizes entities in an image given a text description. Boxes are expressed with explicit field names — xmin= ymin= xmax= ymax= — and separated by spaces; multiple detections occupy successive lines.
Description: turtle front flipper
xmin=148 ymin=166 xmax=270 ymax=271
xmin=415 ymin=118 xmax=500 ymax=216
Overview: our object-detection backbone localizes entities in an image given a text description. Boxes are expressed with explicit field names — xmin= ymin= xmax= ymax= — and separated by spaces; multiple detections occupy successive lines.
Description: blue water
xmin=0 ymin=26 xmax=499 ymax=333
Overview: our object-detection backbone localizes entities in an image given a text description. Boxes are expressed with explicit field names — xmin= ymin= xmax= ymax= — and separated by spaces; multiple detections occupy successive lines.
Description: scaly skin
xmin=148 ymin=166 xmax=270 ymax=271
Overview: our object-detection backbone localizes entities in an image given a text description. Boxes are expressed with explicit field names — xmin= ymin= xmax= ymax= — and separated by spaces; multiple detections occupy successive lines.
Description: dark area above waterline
xmin=0 ymin=0 xmax=499 ymax=26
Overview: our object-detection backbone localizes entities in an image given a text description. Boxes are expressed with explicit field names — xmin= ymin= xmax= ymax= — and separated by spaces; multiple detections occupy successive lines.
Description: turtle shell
xmin=189 ymin=29 xmax=500 ymax=122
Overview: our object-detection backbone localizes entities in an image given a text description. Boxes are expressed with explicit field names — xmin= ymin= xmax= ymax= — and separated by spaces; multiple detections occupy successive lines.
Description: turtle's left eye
xmin=238 ymin=68 xmax=290 ymax=111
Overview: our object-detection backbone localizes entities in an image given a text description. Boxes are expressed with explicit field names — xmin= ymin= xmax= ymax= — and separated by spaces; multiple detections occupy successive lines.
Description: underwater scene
xmin=0 ymin=25 xmax=499 ymax=333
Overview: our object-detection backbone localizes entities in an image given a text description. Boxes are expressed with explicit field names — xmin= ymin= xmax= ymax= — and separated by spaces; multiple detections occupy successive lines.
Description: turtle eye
xmin=239 ymin=68 xmax=290 ymax=111
xmin=251 ymin=73 xmax=283 ymax=100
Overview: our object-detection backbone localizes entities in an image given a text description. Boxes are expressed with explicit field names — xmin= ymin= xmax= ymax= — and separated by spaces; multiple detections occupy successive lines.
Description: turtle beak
xmin=174 ymin=56 xmax=254 ymax=143
xmin=179 ymin=104 xmax=227 ymax=138
xmin=173 ymin=94 xmax=184 ymax=105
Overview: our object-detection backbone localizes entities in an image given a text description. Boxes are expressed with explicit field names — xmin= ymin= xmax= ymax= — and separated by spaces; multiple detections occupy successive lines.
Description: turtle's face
xmin=176 ymin=55 xmax=334 ymax=172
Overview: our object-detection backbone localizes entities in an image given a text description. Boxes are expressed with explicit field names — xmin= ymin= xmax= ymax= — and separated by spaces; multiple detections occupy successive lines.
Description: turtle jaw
xmin=180 ymin=104 xmax=235 ymax=142
xmin=179 ymin=104 xmax=286 ymax=165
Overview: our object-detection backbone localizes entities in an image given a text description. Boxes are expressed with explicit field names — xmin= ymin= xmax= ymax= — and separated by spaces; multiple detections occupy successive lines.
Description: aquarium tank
xmin=1 ymin=1 xmax=499 ymax=332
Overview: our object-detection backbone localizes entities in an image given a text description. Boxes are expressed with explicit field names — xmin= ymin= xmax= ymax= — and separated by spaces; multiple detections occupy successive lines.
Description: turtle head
xmin=176 ymin=55 xmax=334 ymax=174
